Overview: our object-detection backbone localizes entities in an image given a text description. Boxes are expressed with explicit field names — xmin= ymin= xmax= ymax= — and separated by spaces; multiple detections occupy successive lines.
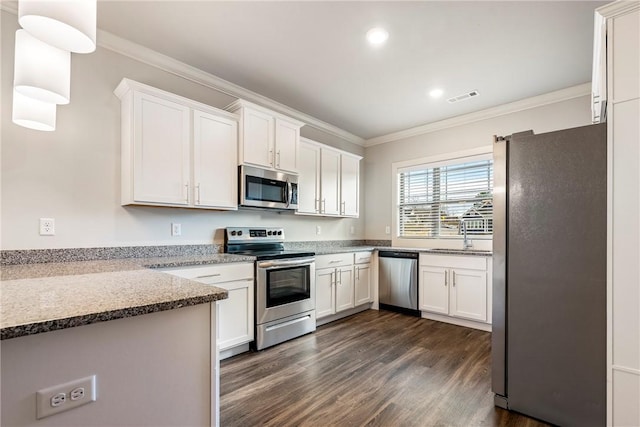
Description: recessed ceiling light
xmin=429 ymin=89 xmax=444 ymax=98
xmin=366 ymin=27 xmax=389 ymax=46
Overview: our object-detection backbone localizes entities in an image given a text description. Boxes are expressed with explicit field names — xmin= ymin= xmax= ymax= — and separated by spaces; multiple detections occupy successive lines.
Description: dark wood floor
xmin=220 ymin=310 xmax=549 ymax=427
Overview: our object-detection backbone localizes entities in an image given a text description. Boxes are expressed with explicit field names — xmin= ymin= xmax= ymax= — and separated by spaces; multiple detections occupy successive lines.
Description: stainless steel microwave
xmin=239 ymin=165 xmax=298 ymax=210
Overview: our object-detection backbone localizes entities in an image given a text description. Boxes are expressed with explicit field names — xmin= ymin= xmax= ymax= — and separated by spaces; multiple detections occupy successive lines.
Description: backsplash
xmin=0 ymin=240 xmax=391 ymax=265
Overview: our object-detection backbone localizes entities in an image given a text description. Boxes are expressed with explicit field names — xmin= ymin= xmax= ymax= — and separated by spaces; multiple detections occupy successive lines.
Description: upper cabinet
xmin=592 ymin=2 xmax=640 ymax=123
xmin=225 ymin=100 xmax=304 ymax=173
xmin=298 ymin=137 xmax=362 ymax=218
xmin=115 ymin=78 xmax=238 ymax=210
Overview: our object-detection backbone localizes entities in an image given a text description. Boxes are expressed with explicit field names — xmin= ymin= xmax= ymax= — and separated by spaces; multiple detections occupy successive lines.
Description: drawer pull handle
xmin=195 ymin=273 xmax=222 ymax=279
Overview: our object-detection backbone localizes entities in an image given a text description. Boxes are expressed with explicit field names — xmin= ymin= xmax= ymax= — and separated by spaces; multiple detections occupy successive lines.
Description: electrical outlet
xmin=39 ymin=218 xmax=55 ymax=236
xmin=350 ymin=226 xmax=355 ymax=235
xmin=316 ymin=225 xmax=321 ymax=235
xmin=385 ymin=226 xmax=391 ymax=235
xmin=36 ymin=375 xmax=97 ymax=419
xmin=171 ymin=223 xmax=181 ymax=236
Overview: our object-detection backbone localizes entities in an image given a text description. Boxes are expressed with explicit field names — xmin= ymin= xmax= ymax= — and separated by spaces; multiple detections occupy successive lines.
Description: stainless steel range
xmin=225 ymin=227 xmax=316 ymax=350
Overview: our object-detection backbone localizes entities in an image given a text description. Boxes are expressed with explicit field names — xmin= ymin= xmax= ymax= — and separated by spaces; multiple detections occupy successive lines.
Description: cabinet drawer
xmin=354 ymin=251 xmax=372 ymax=265
xmin=160 ymin=262 xmax=254 ymax=284
xmin=315 ymin=253 xmax=353 ymax=269
xmin=419 ymin=254 xmax=487 ymax=271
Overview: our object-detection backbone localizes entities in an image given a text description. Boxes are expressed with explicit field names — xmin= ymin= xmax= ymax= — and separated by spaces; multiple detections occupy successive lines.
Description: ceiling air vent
xmin=447 ymin=90 xmax=479 ymax=104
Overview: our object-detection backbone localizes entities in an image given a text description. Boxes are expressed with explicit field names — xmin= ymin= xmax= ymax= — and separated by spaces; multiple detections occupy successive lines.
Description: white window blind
xmin=398 ymin=159 xmax=493 ymax=238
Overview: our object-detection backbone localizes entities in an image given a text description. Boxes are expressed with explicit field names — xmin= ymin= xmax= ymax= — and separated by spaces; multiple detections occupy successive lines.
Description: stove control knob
xmin=237 ymin=230 xmax=243 ymax=236
xmin=230 ymin=230 xmax=236 ymax=236
xmin=277 ymin=230 xmax=282 ymax=235
xmin=267 ymin=231 xmax=272 ymax=236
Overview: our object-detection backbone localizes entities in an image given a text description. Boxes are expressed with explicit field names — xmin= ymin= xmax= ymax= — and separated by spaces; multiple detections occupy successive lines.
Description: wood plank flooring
xmin=220 ymin=310 xmax=549 ymax=427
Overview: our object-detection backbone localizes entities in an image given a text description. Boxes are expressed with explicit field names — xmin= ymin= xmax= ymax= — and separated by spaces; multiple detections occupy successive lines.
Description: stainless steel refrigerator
xmin=492 ymin=123 xmax=606 ymax=426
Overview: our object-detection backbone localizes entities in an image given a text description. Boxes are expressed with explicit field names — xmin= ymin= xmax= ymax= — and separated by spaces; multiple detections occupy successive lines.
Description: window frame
xmin=391 ymin=146 xmax=494 ymax=249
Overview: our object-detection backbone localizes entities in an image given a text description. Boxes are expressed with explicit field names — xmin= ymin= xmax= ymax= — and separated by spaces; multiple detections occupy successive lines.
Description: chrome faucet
xmin=461 ymin=219 xmax=473 ymax=250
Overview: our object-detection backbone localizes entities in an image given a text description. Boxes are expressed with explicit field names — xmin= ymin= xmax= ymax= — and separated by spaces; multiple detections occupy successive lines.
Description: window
xmin=398 ymin=157 xmax=493 ymax=239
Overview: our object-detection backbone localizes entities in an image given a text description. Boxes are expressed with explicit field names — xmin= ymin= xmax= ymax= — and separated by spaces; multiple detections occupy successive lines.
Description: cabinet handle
xmin=337 ymin=269 xmax=342 ymax=285
xmin=329 ymin=260 xmax=342 ymax=264
xmin=195 ymin=273 xmax=221 ymax=279
xmin=356 ymin=266 xmax=360 ymax=280
xmin=452 ymin=270 xmax=456 ymax=287
xmin=196 ymin=183 xmax=201 ymax=205
xmin=331 ymin=271 xmax=335 ymax=286
xmin=445 ymin=271 xmax=448 ymax=287
xmin=269 ymin=149 xmax=274 ymax=166
xmin=277 ymin=150 xmax=281 ymax=168
xmin=322 ymin=199 xmax=326 ymax=213
xmin=315 ymin=199 xmax=320 ymax=213
xmin=341 ymin=201 xmax=346 ymax=215
xmin=184 ymin=182 xmax=190 ymax=203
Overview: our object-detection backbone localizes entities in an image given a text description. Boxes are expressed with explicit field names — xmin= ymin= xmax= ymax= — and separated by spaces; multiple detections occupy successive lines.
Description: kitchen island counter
xmin=0 ymin=253 xmax=254 ymax=340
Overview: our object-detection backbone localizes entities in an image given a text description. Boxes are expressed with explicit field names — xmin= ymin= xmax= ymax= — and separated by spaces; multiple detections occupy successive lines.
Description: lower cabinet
xmin=419 ymin=254 xmax=491 ymax=329
xmin=316 ymin=251 xmax=372 ymax=322
xmin=159 ymin=263 xmax=254 ymax=357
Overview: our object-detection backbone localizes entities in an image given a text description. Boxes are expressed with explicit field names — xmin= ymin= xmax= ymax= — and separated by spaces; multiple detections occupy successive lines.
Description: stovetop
xmin=234 ymin=250 xmax=316 ymax=261
xmin=224 ymin=227 xmax=314 ymax=260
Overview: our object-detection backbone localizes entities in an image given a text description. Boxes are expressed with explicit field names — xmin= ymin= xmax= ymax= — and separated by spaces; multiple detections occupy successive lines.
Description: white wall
xmin=363 ymin=94 xmax=593 ymax=242
xmin=1 ymin=304 xmax=214 ymax=426
xmin=0 ymin=12 xmax=365 ymax=250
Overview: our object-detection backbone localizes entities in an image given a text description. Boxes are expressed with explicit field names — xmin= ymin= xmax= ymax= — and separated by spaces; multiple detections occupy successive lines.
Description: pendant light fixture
xmin=14 ymin=29 xmax=71 ymax=105
xmin=12 ymin=90 xmax=57 ymax=132
xmin=18 ymin=0 xmax=97 ymax=53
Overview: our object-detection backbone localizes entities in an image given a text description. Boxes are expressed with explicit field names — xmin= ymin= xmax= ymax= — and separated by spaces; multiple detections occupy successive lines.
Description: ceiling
xmin=96 ymin=1 xmax=607 ymax=142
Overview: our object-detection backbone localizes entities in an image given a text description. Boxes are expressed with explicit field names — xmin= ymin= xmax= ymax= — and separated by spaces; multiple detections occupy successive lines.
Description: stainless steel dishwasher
xmin=378 ymin=251 xmax=420 ymax=317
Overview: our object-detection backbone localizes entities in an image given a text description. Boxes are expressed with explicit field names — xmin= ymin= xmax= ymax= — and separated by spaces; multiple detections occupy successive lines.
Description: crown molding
xmin=0 ymin=3 xmax=364 ymax=146
xmin=97 ymin=30 xmax=365 ymax=146
xmin=364 ymin=83 xmax=592 ymax=147
xmin=596 ymin=0 xmax=640 ymax=18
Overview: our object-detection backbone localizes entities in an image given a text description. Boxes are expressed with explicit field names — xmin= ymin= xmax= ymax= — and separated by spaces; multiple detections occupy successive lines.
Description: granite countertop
xmin=305 ymin=246 xmax=492 ymax=257
xmin=0 ymin=254 xmax=254 ymax=340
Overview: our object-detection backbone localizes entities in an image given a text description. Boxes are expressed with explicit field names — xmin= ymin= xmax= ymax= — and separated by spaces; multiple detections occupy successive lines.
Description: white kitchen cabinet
xmin=595 ymin=3 xmax=640 ymax=425
xmin=158 ymin=263 xmax=254 ymax=359
xmin=316 ymin=252 xmax=373 ymax=321
xmin=226 ymin=100 xmax=304 ymax=173
xmin=320 ymin=148 xmax=341 ymax=215
xmin=115 ymin=78 xmax=238 ymax=210
xmin=129 ymin=91 xmax=191 ymax=206
xmin=192 ymin=110 xmax=238 ymax=209
xmin=298 ymin=140 xmax=321 ymax=214
xmin=354 ymin=263 xmax=372 ymax=306
xmin=419 ymin=254 xmax=490 ymax=329
xmin=340 ymin=153 xmax=360 ymax=217
xmin=335 ymin=267 xmax=355 ymax=312
xmin=419 ymin=266 xmax=449 ymax=315
xmin=298 ymin=137 xmax=362 ymax=217
xmin=315 ymin=253 xmax=352 ymax=319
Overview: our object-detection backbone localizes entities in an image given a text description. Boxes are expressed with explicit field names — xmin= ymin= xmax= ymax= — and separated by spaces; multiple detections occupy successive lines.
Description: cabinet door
xmin=340 ymin=155 xmax=360 ymax=217
xmin=216 ymin=279 xmax=254 ymax=350
xmin=449 ymin=268 xmax=487 ymax=322
xmin=320 ymin=148 xmax=341 ymax=215
xmin=193 ymin=110 xmax=238 ymax=209
xmin=297 ymin=140 xmax=321 ymax=214
xmin=419 ymin=266 xmax=449 ymax=314
xmin=354 ymin=264 xmax=371 ymax=306
xmin=335 ymin=267 xmax=355 ymax=312
xmin=242 ymin=107 xmax=274 ymax=168
xmin=274 ymin=118 xmax=299 ymax=173
xmin=316 ymin=268 xmax=336 ymax=319
xmin=133 ymin=92 xmax=190 ymax=205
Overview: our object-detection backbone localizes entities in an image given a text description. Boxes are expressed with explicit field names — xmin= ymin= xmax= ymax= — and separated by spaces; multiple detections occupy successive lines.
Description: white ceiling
xmin=96 ymin=1 xmax=607 ymax=142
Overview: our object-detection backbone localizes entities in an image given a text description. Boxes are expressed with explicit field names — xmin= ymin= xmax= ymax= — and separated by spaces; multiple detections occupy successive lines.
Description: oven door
xmin=256 ymin=258 xmax=315 ymax=324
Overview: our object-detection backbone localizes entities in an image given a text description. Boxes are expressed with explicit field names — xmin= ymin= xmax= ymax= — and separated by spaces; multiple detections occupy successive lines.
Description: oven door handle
xmin=257 ymin=258 xmax=315 ymax=269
